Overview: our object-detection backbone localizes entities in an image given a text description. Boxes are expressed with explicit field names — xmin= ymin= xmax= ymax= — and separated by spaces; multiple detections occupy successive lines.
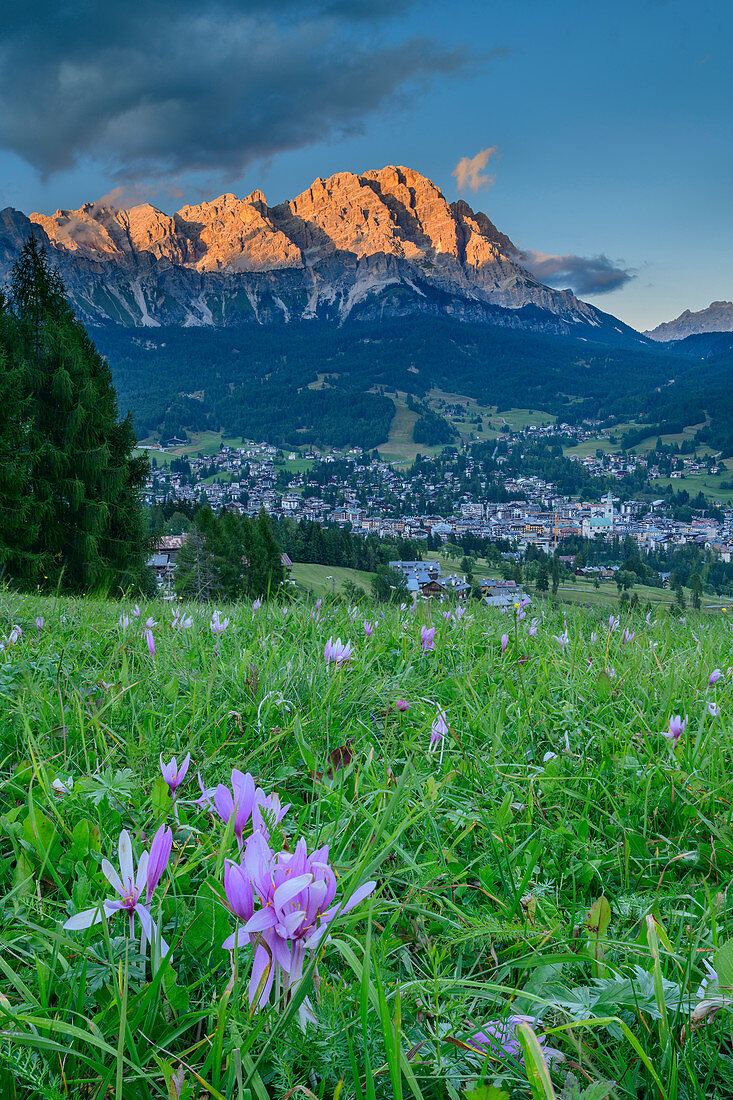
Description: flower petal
xmin=64 ymin=906 xmax=106 ymax=931
xmin=223 ymin=926 xmax=250 ymax=952
xmin=101 ymin=859 xmax=125 ymax=898
xmin=118 ymin=831 xmax=134 ymax=890
xmin=243 ymin=908 xmax=278 ymax=933
xmin=135 ymin=850 xmax=149 ymax=896
xmin=273 ymin=874 xmax=313 ymax=912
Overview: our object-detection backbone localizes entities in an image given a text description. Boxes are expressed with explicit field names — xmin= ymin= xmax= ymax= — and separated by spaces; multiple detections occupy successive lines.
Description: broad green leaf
xmin=714 ymin=937 xmax=733 ymax=991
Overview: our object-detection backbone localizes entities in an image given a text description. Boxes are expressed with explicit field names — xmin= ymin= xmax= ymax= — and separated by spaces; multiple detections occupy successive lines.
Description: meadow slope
xmin=1 ymin=593 xmax=733 ymax=1099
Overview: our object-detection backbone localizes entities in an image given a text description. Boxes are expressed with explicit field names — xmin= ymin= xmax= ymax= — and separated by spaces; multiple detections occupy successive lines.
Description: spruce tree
xmin=174 ymin=523 xmax=219 ymax=601
xmin=3 ymin=237 xmax=151 ymax=593
xmin=247 ymin=508 xmax=284 ymax=599
xmin=0 ymin=301 xmax=42 ymax=581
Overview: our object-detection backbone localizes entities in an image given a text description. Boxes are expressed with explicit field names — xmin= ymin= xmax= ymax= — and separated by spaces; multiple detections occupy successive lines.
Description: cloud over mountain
xmin=451 ymin=147 xmax=498 ymax=193
xmin=0 ymin=1 xmax=468 ymax=179
xmin=520 ymin=250 xmax=636 ymax=296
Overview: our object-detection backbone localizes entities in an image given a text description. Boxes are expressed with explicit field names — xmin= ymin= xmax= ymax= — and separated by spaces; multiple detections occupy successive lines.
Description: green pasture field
xmin=290 ymin=562 xmax=375 ymax=596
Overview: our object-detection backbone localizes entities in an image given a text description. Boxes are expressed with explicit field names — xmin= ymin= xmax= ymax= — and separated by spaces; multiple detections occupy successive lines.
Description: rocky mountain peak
xmin=646 ymin=300 xmax=733 ymax=341
xmin=0 ymin=165 xmax=642 ymax=340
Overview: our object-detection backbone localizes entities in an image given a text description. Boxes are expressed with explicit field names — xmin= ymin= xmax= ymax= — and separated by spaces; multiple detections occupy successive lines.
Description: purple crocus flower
xmin=315 ymin=598 xmax=322 ymax=611
xmin=552 ymin=628 xmax=569 ymax=650
xmin=622 ymin=628 xmax=634 ymax=645
xmin=324 ymin=637 xmax=353 ymax=665
xmin=468 ymin=1015 xmax=561 ymax=1068
xmin=528 ymin=619 xmax=539 ymax=637
xmin=363 ymin=621 xmax=375 ymax=637
xmin=35 ymin=616 xmax=44 ymax=634
xmin=195 ymin=773 xmax=217 ymax=811
xmin=223 ymin=857 xmax=255 ymax=928
xmin=210 ymin=610 xmax=229 ymax=634
xmin=664 ymin=714 xmax=687 ymax=742
xmin=429 ymin=707 xmax=449 ymax=750
xmin=590 ymin=631 xmax=598 ymax=644
xmin=500 ymin=633 xmax=509 ymax=655
xmin=146 ymin=824 xmax=173 ymax=905
xmin=252 ymin=598 xmax=262 ymax=612
xmin=9 ymin=625 xmax=23 ymax=645
xmin=63 ymin=829 xmax=170 ymax=954
xmin=160 ymin=753 xmax=191 ymax=796
xmin=222 ymin=832 xmax=375 ymax=1023
xmin=708 ymin=701 xmax=720 ymax=717
xmin=119 ymin=613 xmax=130 ymax=630
xmin=132 ymin=605 xmax=141 ymax=618
xmin=214 ymin=769 xmax=256 ymax=851
xmin=144 ymin=628 xmax=155 ymax=659
xmin=421 ymin=625 xmax=435 ymax=652
xmin=608 ymin=615 xmax=618 ymax=632
xmin=251 ymin=788 xmax=290 ymax=839
xmin=709 ymin=669 xmax=722 ymax=687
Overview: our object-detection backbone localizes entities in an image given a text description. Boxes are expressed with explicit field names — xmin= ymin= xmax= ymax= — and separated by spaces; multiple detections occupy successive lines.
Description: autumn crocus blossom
xmin=214 ymin=769 xmax=256 ymax=851
xmin=222 ymin=832 xmax=375 ymax=1023
xmin=63 ymin=828 xmax=171 ymax=954
xmin=210 ymin=610 xmax=229 ymax=634
xmin=421 ymin=626 xmax=435 ymax=652
xmin=146 ymin=824 xmax=173 ymax=905
xmin=195 ymin=773 xmax=217 ymax=811
xmin=363 ymin=621 xmax=375 ymax=636
xmin=468 ymin=1015 xmax=561 ymax=1067
xmin=500 ymin=633 xmax=509 ymax=655
xmin=429 ymin=707 xmax=449 ymax=750
xmin=709 ymin=669 xmax=722 ymax=687
xmin=324 ymin=637 xmax=353 ymax=665
xmin=144 ymin=628 xmax=155 ymax=658
xmin=664 ymin=715 xmax=687 ymax=742
xmin=160 ymin=753 xmax=191 ymax=796
xmin=251 ymin=787 xmax=290 ymax=841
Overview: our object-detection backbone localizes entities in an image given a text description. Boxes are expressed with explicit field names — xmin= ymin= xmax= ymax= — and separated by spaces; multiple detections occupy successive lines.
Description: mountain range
xmin=0 ymin=165 xmax=645 ymax=345
xmin=2 ymin=165 xmax=731 ymax=457
xmin=645 ymin=301 xmax=733 ymax=342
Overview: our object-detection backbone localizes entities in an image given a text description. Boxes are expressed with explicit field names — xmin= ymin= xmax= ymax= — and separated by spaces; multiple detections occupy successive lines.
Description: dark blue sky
xmin=0 ymin=0 xmax=729 ymax=330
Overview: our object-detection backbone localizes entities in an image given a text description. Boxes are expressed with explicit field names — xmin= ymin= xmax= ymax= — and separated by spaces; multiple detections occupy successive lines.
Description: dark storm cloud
xmin=0 ymin=1 xmax=470 ymax=179
xmin=520 ymin=249 xmax=636 ymax=296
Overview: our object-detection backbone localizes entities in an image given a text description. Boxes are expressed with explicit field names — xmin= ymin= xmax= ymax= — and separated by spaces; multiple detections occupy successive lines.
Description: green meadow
xmin=1 ymin=591 xmax=733 ymax=1099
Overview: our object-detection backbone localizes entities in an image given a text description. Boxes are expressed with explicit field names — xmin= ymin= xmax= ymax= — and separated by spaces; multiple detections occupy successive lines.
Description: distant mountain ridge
xmin=646 ymin=300 xmax=733 ymax=341
xmin=0 ymin=165 xmax=646 ymax=344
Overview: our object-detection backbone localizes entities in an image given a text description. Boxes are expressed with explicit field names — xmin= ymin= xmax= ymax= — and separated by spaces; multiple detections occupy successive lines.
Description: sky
xmin=0 ymin=0 xmax=730 ymax=331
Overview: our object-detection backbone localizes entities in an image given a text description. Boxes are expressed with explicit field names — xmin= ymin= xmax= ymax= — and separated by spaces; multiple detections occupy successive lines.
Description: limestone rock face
xmin=175 ymin=192 xmax=303 ymax=272
xmin=0 ymin=165 xmax=643 ymax=341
